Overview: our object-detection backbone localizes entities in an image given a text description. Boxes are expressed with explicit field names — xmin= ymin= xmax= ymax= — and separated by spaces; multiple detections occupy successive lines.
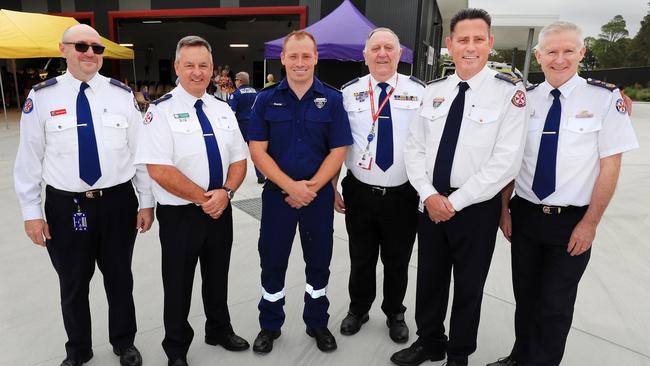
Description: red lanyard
xmin=368 ymin=75 xmax=398 ymax=124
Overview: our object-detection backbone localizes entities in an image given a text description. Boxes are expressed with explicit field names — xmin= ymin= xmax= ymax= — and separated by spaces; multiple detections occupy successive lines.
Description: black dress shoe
xmin=306 ymin=327 xmax=337 ymax=352
xmin=445 ymin=360 xmax=468 ymax=366
xmin=205 ymin=332 xmax=250 ymax=351
xmin=113 ymin=345 xmax=142 ymax=366
xmin=387 ymin=313 xmax=409 ymax=343
xmin=168 ymin=358 xmax=188 ymax=366
xmin=340 ymin=312 xmax=369 ymax=335
xmin=390 ymin=342 xmax=445 ymax=366
xmin=487 ymin=356 xmax=518 ymax=366
xmin=60 ymin=351 xmax=93 ymax=366
xmin=253 ymin=329 xmax=281 ymax=354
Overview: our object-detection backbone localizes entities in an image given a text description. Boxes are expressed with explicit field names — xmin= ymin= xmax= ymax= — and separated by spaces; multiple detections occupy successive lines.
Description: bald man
xmin=14 ymin=24 xmax=153 ymax=366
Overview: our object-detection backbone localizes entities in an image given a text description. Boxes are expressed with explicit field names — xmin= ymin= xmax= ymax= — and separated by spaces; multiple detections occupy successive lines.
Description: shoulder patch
xmin=261 ymin=82 xmax=280 ymax=92
xmin=427 ymin=76 xmax=447 ymax=85
xmin=409 ymin=75 xmax=426 ymax=88
xmin=152 ymin=93 xmax=172 ymax=105
xmin=341 ymin=78 xmax=360 ymax=90
xmin=495 ymin=73 xmax=521 ymax=85
xmin=109 ymin=78 xmax=132 ymax=92
xmin=586 ymin=78 xmax=617 ymax=92
xmin=525 ymin=83 xmax=538 ymax=92
xmin=32 ymin=78 xmax=57 ymax=91
xmin=323 ymin=82 xmax=341 ymax=93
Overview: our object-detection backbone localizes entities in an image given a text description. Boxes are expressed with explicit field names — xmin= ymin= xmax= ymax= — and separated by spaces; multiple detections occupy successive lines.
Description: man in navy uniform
xmin=393 ymin=8 xmax=527 ymax=366
xmin=135 ymin=36 xmax=249 ymax=366
xmin=248 ymin=30 xmax=352 ymax=354
xmin=14 ymin=24 xmax=153 ymax=366
xmin=336 ymin=27 xmax=424 ymax=343
xmin=488 ymin=21 xmax=638 ymax=366
xmin=229 ymin=71 xmax=265 ymax=183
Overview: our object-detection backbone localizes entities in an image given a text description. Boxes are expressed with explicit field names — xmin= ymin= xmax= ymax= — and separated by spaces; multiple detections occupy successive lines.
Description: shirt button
xmin=116 ymin=123 xmax=120 ymax=127
xmin=579 ymin=128 xmax=584 ymax=131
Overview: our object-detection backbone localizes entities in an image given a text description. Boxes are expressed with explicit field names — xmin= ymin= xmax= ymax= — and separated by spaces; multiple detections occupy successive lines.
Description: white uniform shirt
xmin=515 ymin=74 xmax=639 ymax=206
xmin=342 ymin=73 xmax=424 ymax=187
xmin=134 ymin=85 xmax=249 ymax=206
xmin=404 ymin=66 xmax=528 ymax=212
xmin=14 ymin=71 xmax=154 ymax=221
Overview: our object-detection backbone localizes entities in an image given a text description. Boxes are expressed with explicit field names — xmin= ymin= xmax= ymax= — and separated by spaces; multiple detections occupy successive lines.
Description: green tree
xmin=599 ymin=15 xmax=629 ymax=42
xmin=582 ymin=36 xmax=598 ymax=70
xmin=592 ymin=15 xmax=631 ymax=68
xmin=626 ymin=2 xmax=650 ymax=66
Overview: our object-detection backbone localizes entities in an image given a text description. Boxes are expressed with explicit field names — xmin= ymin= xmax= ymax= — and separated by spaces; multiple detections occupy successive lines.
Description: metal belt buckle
xmin=542 ymin=205 xmax=560 ymax=214
xmin=85 ymin=190 xmax=103 ymax=199
xmin=371 ymin=186 xmax=387 ymax=196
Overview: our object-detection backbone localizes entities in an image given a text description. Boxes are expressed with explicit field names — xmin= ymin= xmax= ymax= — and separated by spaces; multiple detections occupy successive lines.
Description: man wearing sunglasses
xmin=14 ymin=24 xmax=154 ymax=366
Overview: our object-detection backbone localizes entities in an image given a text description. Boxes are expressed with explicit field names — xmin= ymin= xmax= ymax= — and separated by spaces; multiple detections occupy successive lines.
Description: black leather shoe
xmin=168 ymin=358 xmax=188 ymax=366
xmin=60 ymin=352 xmax=93 ymax=366
xmin=390 ymin=342 xmax=445 ymax=366
xmin=445 ymin=360 xmax=468 ymax=366
xmin=253 ymin=329 xmax=281 ymax=354
xmin=387 ymin=313 xmax=409 ymax=343
xmin=113 ymin=345 xmax=142 ymax=366
xmin=306 ymin=327 xmax=337 ymax=352
xmin=340 ymin=312 xmax=369 ymax=335
xmin=487 ymin=356 xmax=518 ymax=366
xmin=205 ymin=332 xmax=250 ymax=351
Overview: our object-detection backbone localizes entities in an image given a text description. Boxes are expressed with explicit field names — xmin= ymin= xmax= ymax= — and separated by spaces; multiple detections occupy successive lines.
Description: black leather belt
xmin=347 ymin=171 xmax=413 ymax=197
xmin=46 ymin=181 xmax=131 ymax=199
xmin=515 ymin=195 xmax=587 ymax=215
xmin=439 ymin=187 xmax=458 ymax=197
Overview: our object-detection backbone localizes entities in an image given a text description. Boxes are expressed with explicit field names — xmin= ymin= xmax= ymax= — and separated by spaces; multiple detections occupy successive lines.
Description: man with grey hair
xmin=14 ymin=23 xmax=153 ymax=366
xmin=487 ymin=21 xmax=638 ymax=366
xmin=230 ymin=71 xmax=265 ymax=183
xmin=336 ymin=27 xmax=424 ymax=342
xmin=135 ymin=35 xmax=249 ymax=366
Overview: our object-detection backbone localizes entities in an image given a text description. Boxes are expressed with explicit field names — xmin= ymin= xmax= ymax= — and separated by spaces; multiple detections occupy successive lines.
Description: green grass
xmin=623 ymin=87 xmax=650 ymax=101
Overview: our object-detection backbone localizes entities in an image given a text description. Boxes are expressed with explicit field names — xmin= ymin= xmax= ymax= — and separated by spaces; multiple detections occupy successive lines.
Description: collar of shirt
xmin=448 ymin=65 xmax=492 ymax=92
xmin=538 ymin=73 xmax=581 ymax=100
xmin=62 ymin=69 xmax=103 ymax=93
xmin=174 ymin=84 xmax=210 ymax=109
xmin=276 ymin=77 xmax=325 ymax=99
xmin=369 ymin=72 xmax=398 ymax=92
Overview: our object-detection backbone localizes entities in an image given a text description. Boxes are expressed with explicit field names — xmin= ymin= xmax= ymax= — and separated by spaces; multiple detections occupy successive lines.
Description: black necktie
xmin=77 ymin=82 xmax=102 ymax=186
xmin=432 ymin=81 xmax=469 ymax=194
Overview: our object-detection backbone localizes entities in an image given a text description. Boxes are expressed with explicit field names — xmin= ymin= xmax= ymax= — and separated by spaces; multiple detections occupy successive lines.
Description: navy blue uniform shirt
xmin=248 ymin=77 xmax=352 ymax=180
xmin=229 ymin=84 xmax=257 ymax=122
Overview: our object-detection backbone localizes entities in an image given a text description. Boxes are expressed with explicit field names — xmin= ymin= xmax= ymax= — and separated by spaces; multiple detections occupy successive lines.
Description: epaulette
xmin=495 ymin=72 xmax=521 ymax=85
xmin=151 ymin=93 xmax=172 ymax=105
xmin=427 ymin=76 xmax=447 ymax=85
xmin=409 ymin=75 xmax=426 ymax=88
xmin=261 ymin=82 xmax=280 ymax=92
xmin=32 ymin=78 xmax=57 ymax=91
xmin=341 ymin=78 xmax=359 ymax=90
xmin=526 ymin=83 xmax=538 ymax=92
xmin=586 ymin=78 xmax=617 ymax=92
xmin=109 ymin=78 xmax=132 ymax=92
xmin=323 ymin=82 xmax=341 ymax=93
xmin=213 ymin=95 xmax=228 ymax=103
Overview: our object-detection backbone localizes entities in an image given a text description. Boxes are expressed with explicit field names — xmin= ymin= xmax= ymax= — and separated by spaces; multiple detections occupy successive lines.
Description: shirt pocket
xmin=391 ymin=100 xmax=420 ymax=130
xmin=101 ymin=114 xmax=129 ymax=150
xmin=169 ymin=121 xmax=204 ymax=159
xmin=560 ymin=117 xmax=601 ymax=157
xmin=45 ymin=115 xmax=78 ymax=154
xmin=264 ymin=107 xmax=293 ymax=141
xmin=305 ymin=107 xmax=332 ymax=141
xmin=462 ymin=107 xmax=500 ymax=147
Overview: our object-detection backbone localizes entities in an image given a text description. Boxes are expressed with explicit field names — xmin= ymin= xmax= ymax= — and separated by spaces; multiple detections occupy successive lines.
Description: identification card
xmin=73 ymin=212 xmax=88 ymax=231
xmin=356 ymin=151 xmax=373 ymax=170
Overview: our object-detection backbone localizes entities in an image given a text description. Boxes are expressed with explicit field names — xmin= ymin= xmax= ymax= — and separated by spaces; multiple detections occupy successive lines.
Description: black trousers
xmin=509 ymin=196 xmax=590 ymax=366
xmin=157 ymin=203 xmax=234 ymax=360
xmin=44 ymin=182 xmax=138 ymax=360
xmin=415 ymin=194 xmax=501 ymax=363
xmin=341 ymin=174 xmax=418 ymax=316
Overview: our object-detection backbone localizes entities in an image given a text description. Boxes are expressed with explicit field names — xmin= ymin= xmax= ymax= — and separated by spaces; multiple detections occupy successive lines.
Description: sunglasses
xmin=63 ymin=42 xmax=106 ymax=55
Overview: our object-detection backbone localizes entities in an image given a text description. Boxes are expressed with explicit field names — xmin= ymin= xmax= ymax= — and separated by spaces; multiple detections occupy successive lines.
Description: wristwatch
xmin=223 ymin=186 xmax=235 ymax=200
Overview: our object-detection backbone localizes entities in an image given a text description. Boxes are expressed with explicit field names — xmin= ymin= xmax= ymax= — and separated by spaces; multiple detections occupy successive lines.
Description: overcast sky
xmin=471 ymin=0 xmax=646 ymax=38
